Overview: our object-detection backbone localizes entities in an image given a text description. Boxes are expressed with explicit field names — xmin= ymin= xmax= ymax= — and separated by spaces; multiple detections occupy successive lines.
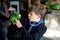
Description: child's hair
xmin=28 ymin=5 xmax=46 ymax=18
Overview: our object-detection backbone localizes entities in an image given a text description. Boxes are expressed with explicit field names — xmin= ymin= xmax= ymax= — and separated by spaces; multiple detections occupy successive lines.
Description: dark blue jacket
xmin=8 ymin=19 xmax=47 ymax=40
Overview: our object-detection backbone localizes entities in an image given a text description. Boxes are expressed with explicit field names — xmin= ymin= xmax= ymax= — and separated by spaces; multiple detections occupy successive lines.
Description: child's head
xmin=28 ymin=5 xmax=46 ymax=22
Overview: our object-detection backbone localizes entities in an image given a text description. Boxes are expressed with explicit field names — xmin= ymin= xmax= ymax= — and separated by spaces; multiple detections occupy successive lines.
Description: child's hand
xmin=15 ymin=20 xmax=22 ymax=28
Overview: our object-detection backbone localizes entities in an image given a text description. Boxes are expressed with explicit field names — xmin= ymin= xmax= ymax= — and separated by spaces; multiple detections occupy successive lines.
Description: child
xmin=8 ymin=5 xmax=47 ymax=40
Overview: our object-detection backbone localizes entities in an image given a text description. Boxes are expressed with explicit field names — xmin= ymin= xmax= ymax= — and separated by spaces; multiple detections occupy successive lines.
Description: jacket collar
xmin=29 ymin=18 xmax=44 ymax=27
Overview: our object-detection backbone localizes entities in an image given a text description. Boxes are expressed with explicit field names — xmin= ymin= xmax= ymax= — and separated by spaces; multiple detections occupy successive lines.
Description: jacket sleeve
xmin=18 ymin=24 xmax=47 ymax=40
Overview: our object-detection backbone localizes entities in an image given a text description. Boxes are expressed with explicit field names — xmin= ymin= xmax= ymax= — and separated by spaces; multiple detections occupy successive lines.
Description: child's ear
xmin=37 ymin=15 xmax=41 ymax=19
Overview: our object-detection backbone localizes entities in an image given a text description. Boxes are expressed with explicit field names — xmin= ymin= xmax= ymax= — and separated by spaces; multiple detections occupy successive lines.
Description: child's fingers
xmin=15 ymin=20 xmax=22 ymax=28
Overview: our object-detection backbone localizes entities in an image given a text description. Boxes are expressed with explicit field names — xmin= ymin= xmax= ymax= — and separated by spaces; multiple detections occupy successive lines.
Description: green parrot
xmin=9 ymin=13 xmax=21 ymax=24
